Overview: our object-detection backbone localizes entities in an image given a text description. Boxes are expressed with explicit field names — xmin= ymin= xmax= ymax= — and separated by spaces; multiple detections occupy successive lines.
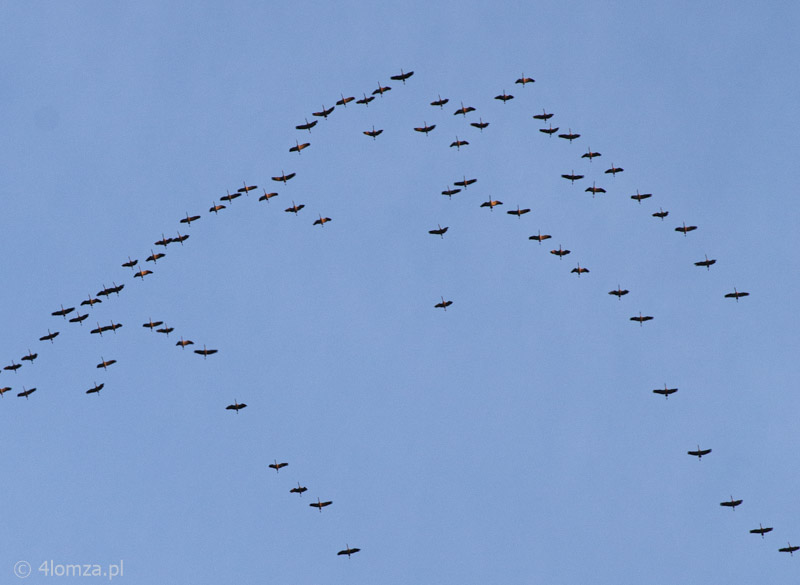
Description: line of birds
xmin=4 ymin=68 xmax=786 ymax=561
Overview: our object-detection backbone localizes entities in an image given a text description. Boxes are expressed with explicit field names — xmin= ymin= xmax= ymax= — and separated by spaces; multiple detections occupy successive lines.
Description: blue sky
xmin=2 ymin=1 xmax=799 ymax=583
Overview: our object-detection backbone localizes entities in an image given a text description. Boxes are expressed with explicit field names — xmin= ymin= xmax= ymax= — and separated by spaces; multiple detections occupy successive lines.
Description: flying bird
xmin=272 ymin=171 xmax=296 ymax=183
xmin=39 ymin=329 xmax=59 ymax=343
xmin=86 ymin=382 xmax=104 ymax=395
xmin=571 ymin=263 xmax=589 ymax=277
xmin=147 ymin=250 xmax=165 ymax=263
xmin=81 ymin=294 xmax=102 ymax=307
xmin=581 ymin=148 xmax=601 ymax=160
xmin=363 ymin=126 xmax=383 ymax=139
xmin=290 ymin=140 xmax=310 ymax=154
xmin=653 ymin=384 xmax=678 ymax=399
xmin=51 ymin=304 xmax=75 ymax=318
xmin=779 ymin=543 xmax=800 ymax=555
xmin=269 ymin=460 xmax=288 ymax=473
xmin=675 ymin=222 xmax=697 ymax=236
xmin=652 ymin=208 xmax=669 ymax=220
xmin=122 ymin=256 xmax=138 ymax=268
xmin=226 ymin=400 xmax=247 ymax=413
xmin=441 ymin=186 xmax=461 ymax=198
xmin=336 ymin=94 xmax=355 ymax=107
xmin=750 ymin=524 xmax=773 ymax=538
xmin=259 ymin=190 xmax=278 ymax=203
xmin=285 ymin=201 xmax=305 ymax=215
xmin=720 ymin=496 xmax=743 ymax=511
xmin=453 ymin=177 xmax=477 ymax=189
xmin=176 ymin=337 xmax=194 ymax=349
xmin=631 ymin=190 xmax=652 ymax=203
xmin=17 ymin=386 xmax=36 ymax=400
xmin=453 ymin=102 xmax=475 ymax=116
xmin=694 ymin=255 xmax=716 ymax=270
xmin=608 ymin=286 xmax=629 ymax=299
xmin=154 ymin=233 xmax=171 ymax=247
xmin=170 ymin=231 xmax=188 ymax=244
xmin=194 ymin=345 xmax=218 ymax=358
xmin=290 ymin=483 xmax=308 ymax=495
xmin=515 ymin=74 xmax=535 ymax=85
xmin=20 ymin=350 xmax=38 ymax=363
xmin=550 ymin=245 xmax=570 ymax=257
xmin=143 ymin=319 xmax=163 ymax=330
xmin=687 ymin=445 xmax=712 ymax=459
xmin=390 ymin=69 xmax=414 ymax=83
xmin=4 ymin=361 xmax=21 ymax=373
xmin=312 ymin=104 xmax=335 ymax=118
xmin=529 ymin=231 xmax=551 ymax=244
xmin=338 ymin=545 xmax=361 ymax=558
xmin=96 ymin=357 xmax=116 ymax=370
xmin=313 ymin=215 xmax=332 ymax=227
xmin=435 ymin=297 xmax=453 ymax=311
xmin=134 ymin=268 xmax=152 ymax=279
xmin=561 ymin=170 xmax=584 ymax=183
xmin=414 ymin=122 xmax=436 ymax=135
xmin=604 ymin=164 xmax=624 ymax=175
xmin=507 ymin=205 xmax=531 ymax=217
xmin=356 ymin=93 xmax=375 ymax=106
xmin=180 ymin=213 xmax=201 ymax=225
xmin=209 ymin=201 xmax=226 ymax=214
xmin=156 ymin=325 xmax=174 ymax=336
xmin=630 ymin=312 xmax=654 ymax=326
xmin=450 ymin=136 xmax=469 ymax=149
xmin=309 ymin=497 xmax=332 ymax=512
xmin=494 ymin=90 xmax=514 ymax=102
xmin=585 ymin=182 xmax=606 ymax=197
xmin=470 ymin=118 xmax=489 ymax=131
xmin=296 ymin=118 xmax=317 ymax=132
xmin=533 ymin=109 xmax=553 ymax=121
xmin=725 ymin=288 xmax=749 ymax=301
xmin=0 ymin=387 xmax=11 ymax=397
xmin=429 ymin=225 xmax=448 ymax=238
xmin=220 ymin=190 xmax=241 ymax=204
xmin=372 ymin=83 xmax=391 ymax=96
xmin=480 ymin=198 xmax=502 ymax=210
xmin=237 ymin=182 xmax=257 ymax=194
xmin=430 ymin=95 xmax=449 ymax=108
xmin=558 ymin=128 xmax=580 ymax=142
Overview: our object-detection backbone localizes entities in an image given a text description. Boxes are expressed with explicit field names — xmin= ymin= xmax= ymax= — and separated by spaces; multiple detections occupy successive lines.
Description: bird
xmin=259 ymin=190 xmax=278 ymax=203
xmin=653 ymin=384 xmax=678 ymax=399
xmin=532 ymin=109 xmax=553 ymax=121
xmin=414 ymin=122 xmax=436 ymax=135
xmin=779 ymin=543 xmax=799 ymax=555
xmin=143 ymin=319 xmax=163 ymax=330
xmin=220 ymin=190 xmax=241 ymax=204
xmin=86 ymin=382 xmax=104 ymax=395
xmin=290 ymin=483 xmax=308 ymax=496
xmin=581 ymin=148 xmax=601 ymax=160
xmin=4 ymin=361 xmax=21 ymax=373
xmin=470 ymin=118 xmax=489 ymax=131
xmin=630 ymin=312 xmax=654 ymax=326
xmin=561 ymin=170 xmax=584 ymax=183
xmin=121 ymin=256 xmax=138 ymax=268
xmin=515 ymin=74 xmax=535 ymax=86
xmin=180 ymin=213 xmax=201 ymax=225
xmin=652 ymin=208 xmax=669 ymax=220
xmin=96 ymin=357 xmax=116 ymax=370
xmin=285 ymin=201 xmax=305 ymax=215
xmin=313 ymin=215 xmax=332 ymax=227
xmin=571 ymin=263 xmax=589 ymax=277
xmin=450 ymin=136 xmax=469 ymax=149
xmin=539 ymin=124 xmax=559 ymax=135
xmin=154 ymin=233 xmax=171 ymax=247
xmin=81 ymin=294 xmax=102 ymax=307
xmin=146 ymin=249 xmax=165 ymax=263
xmin=194 ymin=345 xmax=218 ymax=358
xmin=272 ymin=171 xmax=296 ymax=183
xmin=20 ymin=350 xmax=38 ymax=363
xmin=0 ymin=387 xmax=11 ymax=397
xmin=585 ymin=182 xmax=606 ymax=197
xmin=269 ymin=460 xmax=288 ymax=473
xmin=608 ymin=286 xmax=629 ymax=299
xmin=720 ymin=496 xmax=743 ymax=511
xmin=435 ymin=297 xmax=453 ymax=311
xmin=494 ymin=90 xmax=514 ymax=102
xmin=429 ymin=225 xmax=448 ymax=238
xmin=480 ymin=198 xmax=502 ymax=210
xmin=558 ymin=128 xmax=580 ymax=142
xmin=226 ymin=400 xmax=247 ymax=413
xmin=725 ymin=288 xmax=749 ymax=301
xmin=390 ymin=69 xmax=414 ymax=83
xmin=687 ymin=445 xmax=712 ymax=459
xmin=312 ymin=104 xmax=335 ymax=118
xmin=237 ymin=182 xmax=257 ymax=194
xmin=363 ymin=126 xmax=383 ymax=139
xmin=51 ymin=304 xmax=75 ymax=318
xmin=172 ymin=231 xmax=189 ymax=245
xmin=134 ymin=268 xmax=152 ymax=279
xmin=372 ymin=83 xmax=391 ymax=96
xmin=441 ymin=186 xmax=461 ymax=198
xmin=39 ymin=329 xmax=59 ymax=343
xmin=507 ymin=205 xmax=531 ymax=218
xmin=453 ymin=102 xmax=475 ymax=116
xmin=750 ymin=524 xmax=773 ymax=538
xmin=604 ymin=164 xmax=624 ymax=175
xmin=176 ymin=337 xmax=194 ymax=349
xmin=675 ymin=222 xmax=697 ymax=236
xmin=631 ymin=190 xmax=652 ymax=203
xmin=550 ymin=245 xmax=570 ymax=258
xmin=356 ymin=93 xmax=374 ymax=106
xmin=309 ymin=497 xmax=332 ymax=512
xmin=430 ymin=95 xmax=449 ymax=108
xmin=694 ymin=255 xmax=716 ymax=270
xmin=453 ymin=177 xmax=477 ymax=189
xmin=336 ymin=94 xmax=355 ymax=107
xmin=17 ymin=386 xmax=36 ymax=399
xmin=209 ymin=201 xmax=226 ymax=214
xmin=529 ymin=231 xmax=551 ymax=244
xmin=296 ymin=118 xmax=317 ymax=132
xmin=156 ymin=325 xmax=174 ymax=336
xmin=107 ymin=321 xmax=123 ymax=333
xmin=337 ymin=545 xmax=361 ymax=558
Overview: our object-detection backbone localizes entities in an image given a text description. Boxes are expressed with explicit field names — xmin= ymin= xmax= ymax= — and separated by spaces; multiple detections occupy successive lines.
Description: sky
xmin=2 ymin=1 xmax=799 ymax=583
